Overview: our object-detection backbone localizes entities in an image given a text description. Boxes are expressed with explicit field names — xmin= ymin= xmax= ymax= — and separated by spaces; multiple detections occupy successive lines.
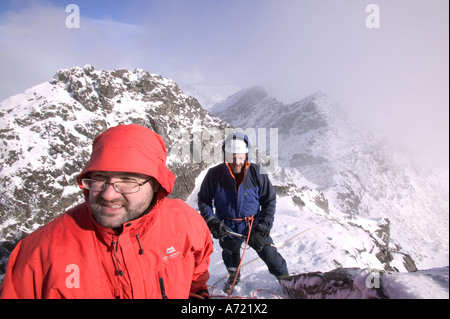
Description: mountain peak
xmin=307 ymin=90 xmax=328 ymax=100
xmin=209 ymin=85 xmax=269 ymax=116
xmin=227 ymin=85 xmax=268 ymax=102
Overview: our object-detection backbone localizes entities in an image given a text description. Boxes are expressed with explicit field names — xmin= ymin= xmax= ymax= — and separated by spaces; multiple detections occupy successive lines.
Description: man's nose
xmin=101 ymin=183 xmax=121 ymax=200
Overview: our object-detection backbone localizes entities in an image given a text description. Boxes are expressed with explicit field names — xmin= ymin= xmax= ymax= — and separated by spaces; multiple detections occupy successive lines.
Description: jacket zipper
xmin=158 ymin=271 xmax=168 ymax=299
xmin=111 ymin=239 xmax=124 ymax=277
xmin=135 ymin=233 xmax=145 ymax=255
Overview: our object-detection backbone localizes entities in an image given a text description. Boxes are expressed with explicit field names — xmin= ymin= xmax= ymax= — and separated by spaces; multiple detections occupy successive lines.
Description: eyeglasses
xmin=81 ymin=178 xmax=153 ymax=194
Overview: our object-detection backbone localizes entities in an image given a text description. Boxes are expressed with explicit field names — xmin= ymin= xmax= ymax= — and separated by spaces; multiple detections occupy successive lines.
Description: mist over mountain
xmin=0 ymin=67 xmax=448 ymax=298
xmin=210 ymin=86 xmax=449 ymax=270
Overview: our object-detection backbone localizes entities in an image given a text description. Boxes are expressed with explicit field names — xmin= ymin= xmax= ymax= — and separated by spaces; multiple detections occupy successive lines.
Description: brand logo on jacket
xmin=163 ymin=246 xmax=180 ymax=261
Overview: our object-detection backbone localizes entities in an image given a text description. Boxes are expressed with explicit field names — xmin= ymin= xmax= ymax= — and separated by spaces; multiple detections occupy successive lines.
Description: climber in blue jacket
xmin=198 ymin=132 xmax=288 ymax=293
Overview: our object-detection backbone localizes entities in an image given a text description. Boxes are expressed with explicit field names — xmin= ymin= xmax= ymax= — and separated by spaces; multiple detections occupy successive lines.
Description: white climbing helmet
xmin=223 ymin=132 xmax=249 ymax=154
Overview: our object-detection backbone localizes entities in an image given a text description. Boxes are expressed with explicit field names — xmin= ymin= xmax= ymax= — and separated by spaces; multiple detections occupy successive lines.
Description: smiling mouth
xmin=106 ymin=204 xmax=123 ymax=209
xmin=100 ymin=202 xmax=126 ymax=214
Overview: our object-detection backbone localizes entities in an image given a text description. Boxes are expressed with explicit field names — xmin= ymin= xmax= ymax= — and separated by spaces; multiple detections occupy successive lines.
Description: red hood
xmin=77 ymin=124 xmax=175 ymax=202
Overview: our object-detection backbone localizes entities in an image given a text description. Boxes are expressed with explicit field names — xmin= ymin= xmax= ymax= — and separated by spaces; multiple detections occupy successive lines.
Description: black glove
xmin=248 ymin=228 xmax=269 ymax=251
xmin=207 ymin=218 xmax=229 ymax=239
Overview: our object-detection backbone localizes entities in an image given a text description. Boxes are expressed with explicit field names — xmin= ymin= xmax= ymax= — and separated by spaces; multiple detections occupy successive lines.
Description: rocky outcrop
xmin=281 ymin=268 xmax=387 ymax=299
xmin=280 ymin=267 xmax=449 ymax=299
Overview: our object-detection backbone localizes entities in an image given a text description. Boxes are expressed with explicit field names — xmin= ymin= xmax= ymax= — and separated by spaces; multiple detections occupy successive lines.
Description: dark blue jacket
xmin=197 ymin=162 xmax=276 ymax=235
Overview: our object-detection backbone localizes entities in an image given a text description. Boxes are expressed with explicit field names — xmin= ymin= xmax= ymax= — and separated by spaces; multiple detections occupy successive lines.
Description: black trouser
xmin=219 ymin=234 xmax=288 ymax=277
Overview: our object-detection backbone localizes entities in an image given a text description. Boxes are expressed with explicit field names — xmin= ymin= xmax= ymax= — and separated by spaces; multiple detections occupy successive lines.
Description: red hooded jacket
xmin=0 ymin=124 xmax=213 ymax=299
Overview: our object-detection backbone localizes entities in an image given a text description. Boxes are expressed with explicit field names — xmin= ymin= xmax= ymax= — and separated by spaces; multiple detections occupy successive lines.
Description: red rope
xmin=226 ymin=216 xmax=254 ymax=298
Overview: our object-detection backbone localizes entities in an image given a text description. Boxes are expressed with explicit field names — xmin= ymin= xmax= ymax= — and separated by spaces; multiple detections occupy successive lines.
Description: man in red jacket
xmin=0 ymin=124 xmax=213 ymax=299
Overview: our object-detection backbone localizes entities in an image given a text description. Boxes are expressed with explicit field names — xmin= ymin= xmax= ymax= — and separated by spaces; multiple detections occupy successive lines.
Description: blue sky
xmin=1 ymin=0 xmax=132 ymax=21
xmin=0 ymin=0 xmax=448 ymax=165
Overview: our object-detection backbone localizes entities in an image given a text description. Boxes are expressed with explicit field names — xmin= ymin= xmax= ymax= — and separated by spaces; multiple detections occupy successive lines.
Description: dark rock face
xmin=280 ymin=268 xmax=388 ymax=299
xmin=280 ymin=267 xmax=449 ymax=299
